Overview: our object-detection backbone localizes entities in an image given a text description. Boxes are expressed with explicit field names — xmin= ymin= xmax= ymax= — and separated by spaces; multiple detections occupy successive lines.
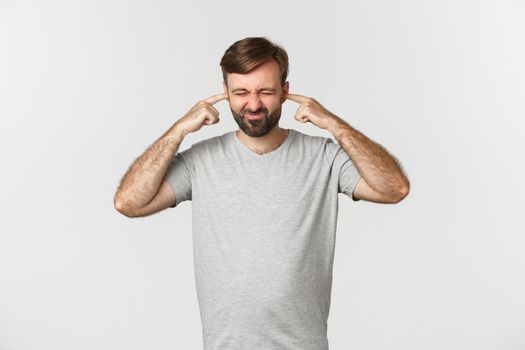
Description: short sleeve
xmin=164 ymin=147 xmax=193 ymax=207
xmin=324 ymin=138 xmax=362 ymax=201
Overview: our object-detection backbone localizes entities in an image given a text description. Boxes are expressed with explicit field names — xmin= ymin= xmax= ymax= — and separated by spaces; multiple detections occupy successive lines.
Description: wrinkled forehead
xmin=226 ymin=60 xmax=282 ymax=91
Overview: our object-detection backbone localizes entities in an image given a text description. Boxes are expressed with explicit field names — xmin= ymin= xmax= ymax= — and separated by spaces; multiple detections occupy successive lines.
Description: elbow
xmin=393 ymin=182 xmax=410 ymax=203
xmin=114 ymin=196 xmax=136 ymax=218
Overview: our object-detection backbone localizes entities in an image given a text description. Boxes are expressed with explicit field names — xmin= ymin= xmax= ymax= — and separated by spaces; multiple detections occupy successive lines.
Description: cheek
xmin=229 ymin=99 xmax=243 ymax=111
xmin=261 ymin=96 xmax=279 ymax=108
xmin=267 ymin=99 xmax=283 ymax=112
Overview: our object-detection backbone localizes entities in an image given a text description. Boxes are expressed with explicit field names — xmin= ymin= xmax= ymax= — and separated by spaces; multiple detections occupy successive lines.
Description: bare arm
xmin=285 ymin=93 xmax=409 ymax=204
xmin=113 ymin=124 xmax=186 ymax=216
xmin=328 ymin=116 xmax=410 ymax=203
xmin=113 ymin=92 xmax=228 ymax=217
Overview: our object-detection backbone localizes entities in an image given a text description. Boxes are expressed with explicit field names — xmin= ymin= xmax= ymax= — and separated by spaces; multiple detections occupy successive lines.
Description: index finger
xmin=286 ymin=93 xmax=308 ymax=104
xmin=204 ymin=92 xmax=228 ymax=105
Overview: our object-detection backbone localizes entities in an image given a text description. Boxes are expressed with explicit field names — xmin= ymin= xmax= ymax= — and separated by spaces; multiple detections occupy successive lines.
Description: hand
xmin=286 ymin=93 xmax=338 ymax=130
xmin=174 ymin=93 xmax=228 ymax=135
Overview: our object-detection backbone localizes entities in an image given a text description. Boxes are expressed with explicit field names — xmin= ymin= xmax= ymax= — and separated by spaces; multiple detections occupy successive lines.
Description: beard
xmin=230 ymin=104 xmax=282 ymax=137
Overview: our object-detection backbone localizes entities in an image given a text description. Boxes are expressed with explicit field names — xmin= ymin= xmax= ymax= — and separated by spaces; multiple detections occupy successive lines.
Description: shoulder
xmin=178 ymin=131 xmax=231 ymax=161
xmin=290 ymin=128 xmax=331 ymax=147
xmin=291 ymin=129 xmax=338 ymax=158
xmin=196 ymin=131 xmax=231 ymax=152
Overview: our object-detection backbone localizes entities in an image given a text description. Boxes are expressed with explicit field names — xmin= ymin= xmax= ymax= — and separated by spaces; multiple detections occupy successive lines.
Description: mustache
xmin=242 ymin=108 xmax=268 ymax=115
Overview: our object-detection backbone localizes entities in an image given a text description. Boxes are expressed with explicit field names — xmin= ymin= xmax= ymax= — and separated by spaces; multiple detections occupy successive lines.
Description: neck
xmin=236 ymin=126 xmax=289 ymax=155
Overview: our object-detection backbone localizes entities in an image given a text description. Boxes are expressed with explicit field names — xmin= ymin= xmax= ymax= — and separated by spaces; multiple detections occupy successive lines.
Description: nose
xmin=245 ymin=92 xmax=263 ymax=112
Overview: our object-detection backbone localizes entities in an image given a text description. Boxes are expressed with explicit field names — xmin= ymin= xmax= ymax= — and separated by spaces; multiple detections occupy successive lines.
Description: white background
xmin=1 ymin=0 xmax=524 ymax=349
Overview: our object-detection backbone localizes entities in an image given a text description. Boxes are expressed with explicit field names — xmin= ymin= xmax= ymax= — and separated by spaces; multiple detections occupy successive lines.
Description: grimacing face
xmin=224 ymin=59 xmax=289 ymax=137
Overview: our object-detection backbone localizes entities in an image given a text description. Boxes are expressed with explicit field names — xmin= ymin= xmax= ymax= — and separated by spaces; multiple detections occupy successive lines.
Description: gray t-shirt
xmin=165 ymin=128 xmax=361 ymax=350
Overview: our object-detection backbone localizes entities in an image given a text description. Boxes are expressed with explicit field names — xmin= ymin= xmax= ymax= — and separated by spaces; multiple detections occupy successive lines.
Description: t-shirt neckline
xmin=231 ymin=128 xmax=295 ymax=159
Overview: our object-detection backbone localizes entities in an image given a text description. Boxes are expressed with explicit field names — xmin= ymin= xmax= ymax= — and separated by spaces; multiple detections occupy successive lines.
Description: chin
xmin=240 ymin=119 xmax=280 ymax=137
xmin=240 ymin=124 xmax=270 ymax=137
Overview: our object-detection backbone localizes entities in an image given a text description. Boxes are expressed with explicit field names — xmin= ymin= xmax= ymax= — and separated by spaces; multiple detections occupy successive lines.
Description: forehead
xmin=226 ymin=59 xmax=281 ymax=90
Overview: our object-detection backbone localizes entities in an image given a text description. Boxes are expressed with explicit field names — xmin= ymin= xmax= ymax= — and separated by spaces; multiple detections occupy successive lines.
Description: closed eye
xmin=235 ymin=92 xmax=273 ymax=96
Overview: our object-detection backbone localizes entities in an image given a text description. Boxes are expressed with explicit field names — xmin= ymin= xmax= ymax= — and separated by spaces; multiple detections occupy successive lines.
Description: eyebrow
xmin=231 ymin=88 xmax=277 ymax=93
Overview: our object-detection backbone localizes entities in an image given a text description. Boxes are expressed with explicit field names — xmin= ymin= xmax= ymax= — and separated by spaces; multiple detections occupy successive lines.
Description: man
xmin=114 ymin=37 xmax=409 ymax=350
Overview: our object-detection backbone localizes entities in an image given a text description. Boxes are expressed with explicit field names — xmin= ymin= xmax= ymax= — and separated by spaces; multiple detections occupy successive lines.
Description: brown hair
xmin=220 ymin=36 xmax=289 ymax=87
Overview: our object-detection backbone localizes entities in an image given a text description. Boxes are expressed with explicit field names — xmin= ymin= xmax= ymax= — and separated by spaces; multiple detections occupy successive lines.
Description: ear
xmin=281 ymin=81 xmax=289 ymax=103
xmin=223 ymin=81 xmax=228 ymax=96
